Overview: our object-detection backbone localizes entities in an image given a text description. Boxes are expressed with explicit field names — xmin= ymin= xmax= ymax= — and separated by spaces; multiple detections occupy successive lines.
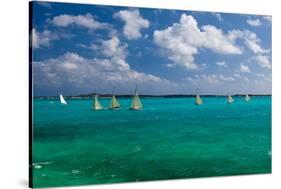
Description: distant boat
xmin=129 ymin=86 xmax=143 ymax=110
xmin=227 ymin=95 xmax=234 ymax=104
xmin=245 ymin=94 xmax=251 ymax=102
xmin=109 ymin=93 xmax=121 ymax=110
xmin=93 ymin=95 xmax=103 ymax=110
xmin=59 ymin=94 xmax=67 ymax=105
xmin=195 ymin=94 xmax=203 ymax=105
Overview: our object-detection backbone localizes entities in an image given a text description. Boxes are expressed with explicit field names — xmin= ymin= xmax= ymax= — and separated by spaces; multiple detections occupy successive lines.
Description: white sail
xmin=130 ymin=87 xmax=143 ymax=110
xmin=109 ymin=95 xmax=121 ymax=109
xmin=130 ymin=94 xmax=143 ymax=110
xmin=245 ymin=94 xmax=251 ymax=102
xmin=227 ymin=95 xmax=234 ymax=104
xmin=195 ymin=94 xmax=203 ymax=105
xmin=93 ymin=95 xmax=103 ymax=110
xmin=60 ymin=94 xmax=67 ymax=105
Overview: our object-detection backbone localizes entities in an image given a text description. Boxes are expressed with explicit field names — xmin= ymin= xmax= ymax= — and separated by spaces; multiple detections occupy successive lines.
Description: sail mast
xmin=227 ymin=94 xmax=234 ymax=104
xmin=245 ymin=94 xmax=251 ymax=102
xmin=130 ymin=85 xmax=143 ymax=110
xmin=109 ymin=88 xmax=121 ymax=109
xmin=195 ymin=89 xmax=203 ymax=105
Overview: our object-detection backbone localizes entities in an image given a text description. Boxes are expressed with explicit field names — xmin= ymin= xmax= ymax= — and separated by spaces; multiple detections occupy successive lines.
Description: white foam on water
xmin=71 ymin=169 xmax=80 ymax=174
xmin=133 ymin=146 xmax=142 ymax=152
xmin=33 ymin=161 xmax=53 ymax=166
xmin=34 ymin=165 xmax=42 ymax=169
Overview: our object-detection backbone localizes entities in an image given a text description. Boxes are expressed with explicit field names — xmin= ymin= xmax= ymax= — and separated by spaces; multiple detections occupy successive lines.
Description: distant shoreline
xmin=33 ymin=94 xmax=272 ymax=99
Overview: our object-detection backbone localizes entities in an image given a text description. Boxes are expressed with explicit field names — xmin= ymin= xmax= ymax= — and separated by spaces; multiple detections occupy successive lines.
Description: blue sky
xmin=32 ymin=1 xmax=272 ymax=96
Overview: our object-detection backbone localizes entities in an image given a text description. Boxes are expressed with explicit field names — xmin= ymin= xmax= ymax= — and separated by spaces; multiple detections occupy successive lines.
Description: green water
xmin=32 ymin=96 xmax=271 ymax=188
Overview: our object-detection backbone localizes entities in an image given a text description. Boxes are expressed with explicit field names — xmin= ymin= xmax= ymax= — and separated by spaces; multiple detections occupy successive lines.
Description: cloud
xmin=246 ymin=19 xmax=262 ymax=26
xmin=153 ymin=14 xmax=242 ymax=70
xmin=228 ymin=29 xmax=269 ymax=54
xmin=240 ymin=64 xmax=251 ymax=73
xmin=233 ymin=73 xmax=241 ymax=78
xmin=51 ymin=13 xmax=107 ymax=29
xmin=33 ymin=36 xmax=175 ymax=95
xmin=218 ymin=74 xmax=235 ymax=81
xmin=37 ymin=2 xmax=52 ymax=9
xmin=114 ymin=9 xmax=149 ymax=40
xmin=212 ymin=13 xmax=223 ymax=21
xmin=242 ymin=30 xmax=269 ymax=54
xmin=228 ymin=29 xmax=271 ymax=69
xmin=255 ymin=55 xmax=271 ymax=69
xmin=100 ymin=36 xmax=127 ymax=59
xmin=216 ymin=61 xmax=227 ymax=67
xmin=263 ymin=16 xmax=272 ymax=22
xmin=32 ymin=28 xmax=58 ymax=49
xmin=188 ymin=73 xmax=235 ymax=85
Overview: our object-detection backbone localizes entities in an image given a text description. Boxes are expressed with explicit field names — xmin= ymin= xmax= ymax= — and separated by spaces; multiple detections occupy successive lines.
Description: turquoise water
xmin=32 ymin=96 xmax=271 ymax=188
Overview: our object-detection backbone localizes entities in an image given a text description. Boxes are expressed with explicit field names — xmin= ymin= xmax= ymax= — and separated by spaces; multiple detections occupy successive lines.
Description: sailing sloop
xmin=227 ymin=95 xmax=234 ymax=104
xmin=129 ymin=86 xmax=143 ymax=110
xmin=93 ymin=95 xmax=103 ymax=110
xmin=195 ymin=94 xmax=203 ymax=105
xmin=109 ymin=94 xmax=121 ymax=109
xmin=59 ymin=94 xmax=67 ymax=105
xmin=245 ymin=94 xmax=251 ymax=102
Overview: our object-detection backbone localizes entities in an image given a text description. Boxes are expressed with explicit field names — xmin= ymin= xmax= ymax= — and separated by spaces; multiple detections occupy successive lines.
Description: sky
xmin=31 ymin=1 xmax=272 ymax=96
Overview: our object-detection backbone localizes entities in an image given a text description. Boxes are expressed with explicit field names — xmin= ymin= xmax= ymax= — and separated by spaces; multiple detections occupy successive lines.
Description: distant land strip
xmin=34 ymin=94 xmax=272 ymax=99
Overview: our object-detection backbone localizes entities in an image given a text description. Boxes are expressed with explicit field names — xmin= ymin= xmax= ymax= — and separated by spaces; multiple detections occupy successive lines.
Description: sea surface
xmin=32 ymin=96 xmax=271 ymax=188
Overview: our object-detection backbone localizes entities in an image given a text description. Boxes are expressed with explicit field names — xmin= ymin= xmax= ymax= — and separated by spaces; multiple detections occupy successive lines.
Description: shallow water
xmin=32 ymin=96 xmax=271 ymax=188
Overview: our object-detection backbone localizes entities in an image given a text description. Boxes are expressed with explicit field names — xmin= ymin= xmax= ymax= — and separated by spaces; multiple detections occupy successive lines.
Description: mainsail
xmin=93 ymin=95 xmax=103 ymax=110
xmin=130 ymin=87 xmax=143 ymax=110
xmin=245 ymin=94 xmax=251 ymax=102
xmin=109 ymin=95 xmax=121 ymax=109
xmin=227 ymin=95 xmax=234 ymax=104
xmin=60 ymin=94 xmax=67 ymax=105
xmin=195 ymin=94 xmax=203 ymax=105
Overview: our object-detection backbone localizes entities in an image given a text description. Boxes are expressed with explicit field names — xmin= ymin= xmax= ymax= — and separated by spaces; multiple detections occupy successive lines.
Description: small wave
xmin=248 ymin=135 xmax=255 ymax=138
xmin=71 ymin=169 xmax=80 ymax=174
xmin=32 ymin=161 xmax=53 ymax=169
xmin=34 ymin=165 xmax=42 ymax=169
xmin=268 ymin=151 xmax=272 ymax=156
xmin=33 ymin=161 xmax=53 ymax=166
xmin=133 ymin=146 xmax=142 ymax=152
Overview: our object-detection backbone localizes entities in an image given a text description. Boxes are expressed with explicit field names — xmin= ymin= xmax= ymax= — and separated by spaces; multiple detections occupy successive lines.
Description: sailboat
xmin=109 ymin=90 xmax=121 ymax=109
xmin=245 ymin=94 xmax=251 ymax=102
xmin=195 ymin=94 xmax=203 ymax=105
xmin=129 ymin=86 xmax=143 ymax=110
xmin=93 ymin=95 xmax=103 ymax=110
xmin=195 ymin=89 xmax=203 ymax=105
xmin=59 ymin=94 xmax=67 ymax=105
xmin=227 ymin=94 xmax=234 ymax=104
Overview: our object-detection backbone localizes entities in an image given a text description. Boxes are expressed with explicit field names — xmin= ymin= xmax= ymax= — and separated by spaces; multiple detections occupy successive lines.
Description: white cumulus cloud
xmin=228 ymin=29 xmax=269 ymax=54
xmin=240 ymin=64 xmax=251 ymax=73
xmin=114 ymin=9 xmax=149 ymax=40
xmin=51 ymin=13 xmax=107 ymax=29
xmin=246 ymin=19 xmax=262 ymax=27
xmin=32 ymin=28 xmax=58 ymax=49
xmin=33 ymin=36 xmax=175 ymax=95
xmin=153 ymin=14 xmax=242 ymax=70
xmin=216 ymin=61 xmax=227 ymax=67
xmin=255 ymin=55 xmax=271 ymax=69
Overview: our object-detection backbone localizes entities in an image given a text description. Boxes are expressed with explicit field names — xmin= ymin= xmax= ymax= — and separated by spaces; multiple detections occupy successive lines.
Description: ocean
xmin=32 ymin=96 xmax=271 ymax=188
